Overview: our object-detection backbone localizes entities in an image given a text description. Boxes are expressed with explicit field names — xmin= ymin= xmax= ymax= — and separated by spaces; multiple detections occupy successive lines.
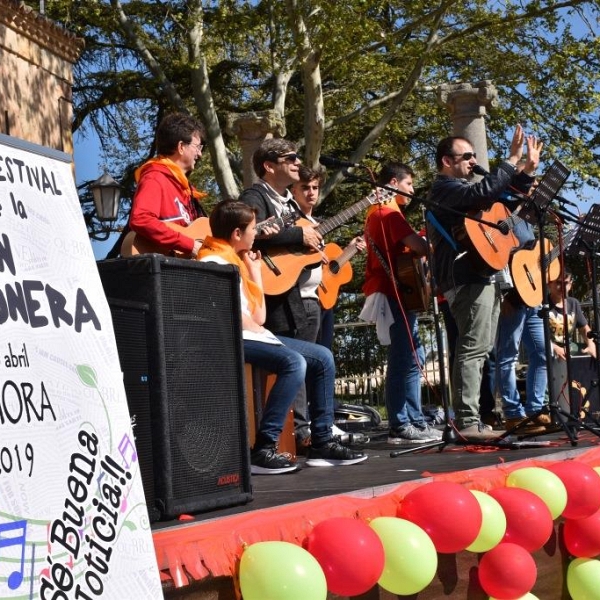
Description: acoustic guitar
xmin=261 ymin=188 xmax=395 ymax=295
xmin=120 ymin=214 xmax=294 ymax=258
xmin=456 ymin=202 xmax=521 ymax=274
xmin=510 ymin=229 xmax=576 ymax=307
xmin=395 ymin=253 xmax=431 ymax=312
xmin=318 ymin=242 xmax=360 ymax=310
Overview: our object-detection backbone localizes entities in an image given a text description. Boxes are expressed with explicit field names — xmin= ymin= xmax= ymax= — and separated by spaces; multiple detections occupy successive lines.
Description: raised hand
xmin=508 ymin=124 xmax=525 ymax=165
xmin=523 ymin=134 xmax=543 ymax=175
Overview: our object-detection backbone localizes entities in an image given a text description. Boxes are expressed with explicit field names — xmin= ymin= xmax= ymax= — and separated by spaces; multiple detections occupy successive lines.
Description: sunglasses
xmin=278 ymin=153 xmax=301 ymax=163
xmin=451 ymin=151 xmax=477 ymax=161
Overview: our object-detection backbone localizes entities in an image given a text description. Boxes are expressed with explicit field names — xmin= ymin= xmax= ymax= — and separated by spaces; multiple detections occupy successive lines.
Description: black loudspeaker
xmin=97 ymin=255 xmax=252 ymax=520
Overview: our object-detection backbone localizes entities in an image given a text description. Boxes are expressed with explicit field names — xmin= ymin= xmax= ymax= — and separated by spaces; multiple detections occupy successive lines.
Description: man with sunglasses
xmin=127 ymin=112 xmax=208 ymax=257
xmin=240 ymin=138 xmax=367 ymax=466
xmin=427 ymin=125 xmax=540 ymax=442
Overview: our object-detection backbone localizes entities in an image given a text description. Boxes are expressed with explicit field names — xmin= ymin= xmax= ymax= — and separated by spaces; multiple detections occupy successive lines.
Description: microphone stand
xmin=389 ymin=208 xmax=459 ymax=457
xmin=339 ymin=172 xmax=460 ymax=455
xmin=499 ymin=202 xmax=600 ymax=443
xmin=340 ymin=171 xmax=521 ymax=452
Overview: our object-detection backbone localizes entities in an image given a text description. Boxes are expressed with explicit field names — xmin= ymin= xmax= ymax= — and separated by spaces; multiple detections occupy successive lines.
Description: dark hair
xmin=377 ymin=162 xmax=414 ymax=186
xmin=209 ymin=199 xmax=257 ymax=239
xmin=297 ymin=165 xmax=325 ymax=186
xmin=252 ymin=138 xmax=297 ymax=177
xmin=435 ymin=136 xmax=471 ymax=170
xmin=156 ymin=113 xmax=206 ymax=156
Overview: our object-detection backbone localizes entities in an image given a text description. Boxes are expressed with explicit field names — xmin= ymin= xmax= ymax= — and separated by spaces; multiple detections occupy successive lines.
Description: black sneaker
xmin=251 ymin=447 xmax=299 ymax=475
xmin=305 ymin=441 xmax=368 ymax=467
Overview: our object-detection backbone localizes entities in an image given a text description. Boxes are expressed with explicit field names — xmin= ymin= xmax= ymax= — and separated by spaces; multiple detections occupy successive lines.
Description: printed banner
xmin=0 ymin=135 xmax=162 ymax=599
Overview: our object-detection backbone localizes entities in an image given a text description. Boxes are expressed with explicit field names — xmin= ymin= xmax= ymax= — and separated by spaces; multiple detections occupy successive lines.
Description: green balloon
xmin=506 ymin=466 xmax=568 ymax=519
xmin=567 ymin=557 xmax=600 ymax=600
xmin=370 ymin=516 xmax=437 ymax=595
xmin=239 ymin=541 xmax=327 ymax=600
xmin=466 ymin=490 xmax=507 ymax=553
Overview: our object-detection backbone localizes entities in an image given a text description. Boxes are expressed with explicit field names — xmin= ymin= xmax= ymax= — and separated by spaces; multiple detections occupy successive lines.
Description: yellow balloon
xmin=466 ymin=490 xmax=506 ymax=553
xmin=239 ymin=541 xmax=327 ymax=600
xmin=490 ymin=594 xmax=539 ymax=600
xmin=567 ymin=557 xmax=600 ymax=600
xmin=370 ymin=517 xmax=437 ymax=596
xmin=506 ymin=467 xmax=567 ymax=519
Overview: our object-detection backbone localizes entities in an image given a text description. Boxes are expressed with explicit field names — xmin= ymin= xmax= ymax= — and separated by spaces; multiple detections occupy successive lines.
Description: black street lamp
xmin=89 ymin=172 xmax=122 ymax=221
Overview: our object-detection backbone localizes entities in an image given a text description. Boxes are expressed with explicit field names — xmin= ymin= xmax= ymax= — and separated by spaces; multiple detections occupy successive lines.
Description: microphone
xmin=554 ymin=195 xmax=578 ymax=208
xmin=319 ymin=155 xmax=362 ymax=169
xmin=471 ymin=164 xmax=489 ymax=177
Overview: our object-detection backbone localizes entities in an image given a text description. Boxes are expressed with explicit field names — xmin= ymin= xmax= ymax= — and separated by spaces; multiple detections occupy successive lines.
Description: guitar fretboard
xmin=316 ymin=189 xmax=394 ymax=236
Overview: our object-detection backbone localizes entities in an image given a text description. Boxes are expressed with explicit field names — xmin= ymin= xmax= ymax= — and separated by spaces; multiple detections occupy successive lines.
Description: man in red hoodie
xmin=128 ymin=112 xmax=207 ymax=257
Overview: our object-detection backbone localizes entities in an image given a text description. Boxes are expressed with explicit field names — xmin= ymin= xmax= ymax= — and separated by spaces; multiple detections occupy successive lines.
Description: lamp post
xmin=89 ymin=172 xmax=122 ymax=221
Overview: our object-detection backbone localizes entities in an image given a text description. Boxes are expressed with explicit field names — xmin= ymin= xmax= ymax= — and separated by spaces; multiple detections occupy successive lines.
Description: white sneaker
xmin=415 ymin=423 xmax=443 ymax=440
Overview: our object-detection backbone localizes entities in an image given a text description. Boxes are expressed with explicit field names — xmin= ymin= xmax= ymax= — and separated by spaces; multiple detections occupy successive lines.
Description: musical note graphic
xmin=0 ymin=519 xmax=27 ymax=590
xmin=117 ymin=433 xmax=138 ymax=469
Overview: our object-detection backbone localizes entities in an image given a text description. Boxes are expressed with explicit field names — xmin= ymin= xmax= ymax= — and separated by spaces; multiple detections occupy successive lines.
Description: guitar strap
xmin=364 ymin=229 xmax=403 ymax=291
xmin=425 ymin=210 xmax=458 ymax=251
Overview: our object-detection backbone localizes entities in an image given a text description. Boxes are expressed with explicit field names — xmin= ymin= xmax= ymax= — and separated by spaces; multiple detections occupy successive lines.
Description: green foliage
xmin=36 ymin=0 xmax=600 ymax=199
xmin=35 ymin=0 xmax=600 ymax=370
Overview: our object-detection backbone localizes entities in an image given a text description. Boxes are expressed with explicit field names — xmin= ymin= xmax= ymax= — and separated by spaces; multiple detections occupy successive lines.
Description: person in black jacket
xmin=427 ymin=125 xmax=540 ymax=442
xmin=240 ymin=139 xmax=367 ymax=466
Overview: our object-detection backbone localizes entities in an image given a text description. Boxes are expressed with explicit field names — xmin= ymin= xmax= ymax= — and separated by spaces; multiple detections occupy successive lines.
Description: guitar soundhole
xmin=329 ymin=260 xmax=340 ymax=275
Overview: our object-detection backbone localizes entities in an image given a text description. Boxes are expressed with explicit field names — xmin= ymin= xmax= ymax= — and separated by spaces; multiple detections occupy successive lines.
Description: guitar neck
xmin=335 ymin=243 xmax=360 ymax=267
xmin=256 ymin=213 xmax=294 ymax=235
xmin=315 ymin=190 xmax=391 ymax=236
xmin=543 ymin=229 xmax=576 ymax=268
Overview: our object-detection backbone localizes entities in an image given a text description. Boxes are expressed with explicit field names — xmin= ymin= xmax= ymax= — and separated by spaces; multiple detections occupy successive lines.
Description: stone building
xmin=0 ymin=0 xmax=83 ymax=152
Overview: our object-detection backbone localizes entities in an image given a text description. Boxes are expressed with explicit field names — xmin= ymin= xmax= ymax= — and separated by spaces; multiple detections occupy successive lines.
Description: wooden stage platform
xmin=150 ymin=423 xmax=600 ymax=599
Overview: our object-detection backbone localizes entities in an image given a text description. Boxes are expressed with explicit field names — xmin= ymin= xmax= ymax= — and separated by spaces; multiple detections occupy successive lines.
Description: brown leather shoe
xmin=505 ymin=416 xmax=546 ymax=435
xmin=457 ymin=421 xmax=502 ymax=443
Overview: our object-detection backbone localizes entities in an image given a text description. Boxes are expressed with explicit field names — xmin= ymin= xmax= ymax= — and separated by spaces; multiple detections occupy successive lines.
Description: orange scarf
xmin=134 ymin=157 xmax=208 ymax=200
xmin=198 ymin=236 xmax=264 ymax=314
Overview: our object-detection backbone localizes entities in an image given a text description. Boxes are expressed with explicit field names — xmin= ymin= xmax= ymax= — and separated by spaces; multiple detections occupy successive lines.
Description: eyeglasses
xmin=186 ymin=141 xmax=204 ymax=153
xmin=451 ymin=151 xmax=477 ymax=161
xmin=278 ymin=153 xmax=300 ymax=163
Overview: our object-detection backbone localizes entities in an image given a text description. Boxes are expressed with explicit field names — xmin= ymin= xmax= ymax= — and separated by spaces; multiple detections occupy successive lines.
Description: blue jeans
xmin=244 ymin=335 xmax=335 ymax=447
xmin=386 ymin=296 xmax=426 ymax=430
xmin=292 ymin=298 xmax=322 ymax=441
xmin=495 ymin=300 xmax=547 ymax=418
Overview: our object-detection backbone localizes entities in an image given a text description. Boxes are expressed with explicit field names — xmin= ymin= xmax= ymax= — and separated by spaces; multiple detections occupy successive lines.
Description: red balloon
xmin=545 ymin=461 xmax=600 ymax=520
xmin=397 ymin=481 xmax=482 ymax=553
xmin=478 ymin=542 xmax=537 ymax=599
xmin=564 ymin=510 xmax=600 ymax=557
xmin=306 ymin=517 xmax=385 ymax=596
xmin=488 ymin=487 xmax=553 ymax=552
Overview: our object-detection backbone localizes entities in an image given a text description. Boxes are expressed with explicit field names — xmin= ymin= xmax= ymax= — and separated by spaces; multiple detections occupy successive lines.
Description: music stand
xmin=500 ymin=162 xmax=598 ymax=444
xmin=564 ymin=204 xmax=600 ymax=429
xmin=519 ymin=160 xmax=571 ymax=225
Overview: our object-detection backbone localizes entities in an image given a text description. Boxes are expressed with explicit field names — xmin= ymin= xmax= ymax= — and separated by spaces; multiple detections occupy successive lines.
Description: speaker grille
xmin=108 ymin=300 xmax=159 ymax=522
xmin=98 ymin=255 xmax=252 ymax=519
